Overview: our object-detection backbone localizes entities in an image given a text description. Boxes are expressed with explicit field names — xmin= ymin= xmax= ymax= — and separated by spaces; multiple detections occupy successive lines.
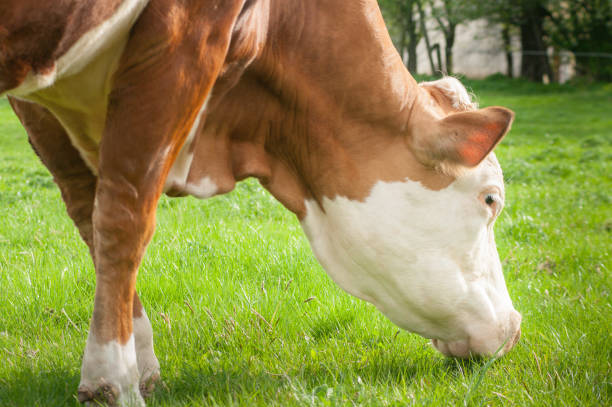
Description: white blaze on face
xmin=301 ymin=154 xmax=520 ymax=357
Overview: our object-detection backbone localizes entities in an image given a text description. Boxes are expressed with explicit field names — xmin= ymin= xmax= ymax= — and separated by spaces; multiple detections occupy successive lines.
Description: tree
xmin=472 ymin=0 xmax=552 ymax=82
xmin=471 ymin=0 xmax=521 ymax=78
xmin=501 ymin=23 xmax=514 ymax=78
xmin=416 ymin=1 xmax=439 ymax=75
xmin=518 ymin=0 xmax=554 ymax=81
xmin=545 ymin=0 xmax=612 ymax=81
xmin=477 ymin=0 xmax=611 ymax=82
xmin=379 ymin=0 xmax=422 ymax=73
xmin=428 ymin=0 xmax=476 ymax=75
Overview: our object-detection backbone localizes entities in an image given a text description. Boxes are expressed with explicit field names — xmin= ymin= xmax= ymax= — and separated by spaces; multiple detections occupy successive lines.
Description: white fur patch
xmin=6 ymin=0 xmax=150 ymax=174
xmin=420 ymin=76 xmax=478 ymax=111
xmin=300 ymin=155 xmax=518 ymax=355
xmin=7 ymin=0 xmax=149 ymax=97
xmin=80 ymin=332 xmax=144 ymax=406
xmin=57 ymin=0 xmax=150 ymax=79
xmin=182 ymin=176 xmax=219 ymax=199
xmin=5 ymin=66 xmax=57 ymax=98
xmin=133 ymin=311 xmax=160 ymax=383
xmin=164 ymin=94 xmax=212 ymax=195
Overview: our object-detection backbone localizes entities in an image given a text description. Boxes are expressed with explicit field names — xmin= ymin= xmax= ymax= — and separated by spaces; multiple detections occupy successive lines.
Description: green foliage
xmin=380 ymin=0 xmax=612 ymax=82
xmin=545 ymin=0 xmax=612 ymax=81
xmin=0 ymin=80 xmax=610 ymax=406
xmin=428 ymin=0 xmax=478 ymax=74
xmin=378 ymin=0 xmax=423 ymax=71
xmin=474 ymin=0 xmax=612 ymax=81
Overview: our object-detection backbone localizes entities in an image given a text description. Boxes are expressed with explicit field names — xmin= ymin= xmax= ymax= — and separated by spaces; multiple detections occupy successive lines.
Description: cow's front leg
xmin=77 ymin=171 xmax=155 ymax=406
xmin=76 ymin=116 xmax=189 ymax=405
xmin=75 ymin=2 xmax=245 ymax=404
xmin=7 ymin=98 xmax=161 ymax=403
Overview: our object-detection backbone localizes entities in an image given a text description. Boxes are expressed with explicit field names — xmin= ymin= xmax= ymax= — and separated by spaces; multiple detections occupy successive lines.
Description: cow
xmin=0 ymin=0 xmax=521 ymax=405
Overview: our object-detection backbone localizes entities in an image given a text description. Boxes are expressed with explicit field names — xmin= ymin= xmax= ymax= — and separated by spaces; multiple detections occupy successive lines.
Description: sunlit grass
xmin=0 ymin=77 xmax=610 ymax=406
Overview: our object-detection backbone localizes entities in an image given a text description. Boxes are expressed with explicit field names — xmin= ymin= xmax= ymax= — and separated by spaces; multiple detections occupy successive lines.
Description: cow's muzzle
xmin=431 ymin=310 xmax=522 ymax=358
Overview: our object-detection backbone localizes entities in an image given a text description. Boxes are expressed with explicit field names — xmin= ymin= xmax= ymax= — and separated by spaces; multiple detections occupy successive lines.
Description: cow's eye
xmin=480 ymin=191 xmax=503 ymax=216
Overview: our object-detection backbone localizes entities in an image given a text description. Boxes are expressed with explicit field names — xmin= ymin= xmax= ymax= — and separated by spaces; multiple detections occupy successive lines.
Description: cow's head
xmin=300 ymin=77 xmax=520 ymax=358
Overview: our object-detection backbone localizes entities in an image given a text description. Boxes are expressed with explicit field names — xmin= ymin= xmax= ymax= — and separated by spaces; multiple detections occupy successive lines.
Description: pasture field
xmin=0 ymin=77 xmax=610 ymax=406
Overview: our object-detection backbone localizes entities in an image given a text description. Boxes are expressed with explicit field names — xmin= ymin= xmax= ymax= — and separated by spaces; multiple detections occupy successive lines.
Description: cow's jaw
xmin=300 ymin=154 xmax=521 ymax=358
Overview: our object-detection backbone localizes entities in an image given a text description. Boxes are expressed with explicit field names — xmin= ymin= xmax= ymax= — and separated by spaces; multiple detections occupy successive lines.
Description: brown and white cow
xmin=1 ymin=0 xmax=521 ymax=405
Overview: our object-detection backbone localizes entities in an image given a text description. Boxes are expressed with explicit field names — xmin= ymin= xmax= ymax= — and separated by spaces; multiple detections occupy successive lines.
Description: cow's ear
xmin=409 ymin=106 xmax=514 ymax=170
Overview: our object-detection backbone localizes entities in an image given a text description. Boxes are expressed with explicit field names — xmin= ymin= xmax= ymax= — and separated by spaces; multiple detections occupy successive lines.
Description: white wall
xmin=412 ymin=18 xmax=574 ymax=82
xmin=414 ymin=19 xmax=518 ymax=78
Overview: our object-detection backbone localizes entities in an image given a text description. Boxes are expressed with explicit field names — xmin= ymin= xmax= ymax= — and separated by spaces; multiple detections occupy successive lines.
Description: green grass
xmin=0 ymin=77 xmax=610 ymax=406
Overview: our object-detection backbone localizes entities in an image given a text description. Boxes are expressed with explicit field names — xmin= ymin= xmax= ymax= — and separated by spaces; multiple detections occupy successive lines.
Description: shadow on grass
xmin=309 ymin=312 xmax=355 ymax=340
xmin=0 ymin=349 xmax=492 ymax=406
xmin=146 ymin=354 xmax=491 ymax=405
xmin=0 ymin=368 xmax=81 ymax=406
xmin=440 ymin=355 xmax=492 ymax=375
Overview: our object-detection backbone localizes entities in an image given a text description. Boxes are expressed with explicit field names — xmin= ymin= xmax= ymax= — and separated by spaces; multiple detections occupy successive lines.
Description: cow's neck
xmin=167 ymin=0 xmax=452 ymax=218
xmin=222 ymin=0 xmax=446 ymax=217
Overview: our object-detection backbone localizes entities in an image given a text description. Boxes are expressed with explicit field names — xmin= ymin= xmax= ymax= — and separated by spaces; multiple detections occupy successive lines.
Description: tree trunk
xmin=551 ymin=47 xmax=561 ymax=83
xmin=399 ymin=20 xmax=407 ymax=65
xmin=406 ymin=2 xmax=418 ymax=73
xmin=444 ymin=25 xmax=455 ymax=75
xmin=502 ymin=24 xmax=514 ymax=78
xmin=434 ymin=0 xmax=456 ymax=76
xmin=520 ymin=3 xmax=552 ymax=82
xmin=571 ymin=1 xmax=612 ymax=81
xmin=431 ymin=43 xmax=443 ymax=73
xmin=416 ymin=0 xmax=436 ymax=75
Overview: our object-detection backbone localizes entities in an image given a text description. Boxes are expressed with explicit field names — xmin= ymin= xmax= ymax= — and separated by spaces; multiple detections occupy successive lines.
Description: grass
xmin=0 ymin=76 xmax=610 ymax=406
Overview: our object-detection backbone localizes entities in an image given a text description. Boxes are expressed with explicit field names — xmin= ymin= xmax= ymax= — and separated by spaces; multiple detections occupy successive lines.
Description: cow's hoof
xmin=139 ymin=371 xmax=161 ymax=399
xmin=78 ymin=383 xmax=118 ymax=405
xmin=77 ymin=383 xmax=144 ymax=406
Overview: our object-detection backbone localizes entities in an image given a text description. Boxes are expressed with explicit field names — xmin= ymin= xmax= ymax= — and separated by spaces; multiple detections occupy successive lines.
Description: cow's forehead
xmin=454 ymin=153 xmax=505 ymax=195
xmin=480 ymin=153 xmax=504 ymax=190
